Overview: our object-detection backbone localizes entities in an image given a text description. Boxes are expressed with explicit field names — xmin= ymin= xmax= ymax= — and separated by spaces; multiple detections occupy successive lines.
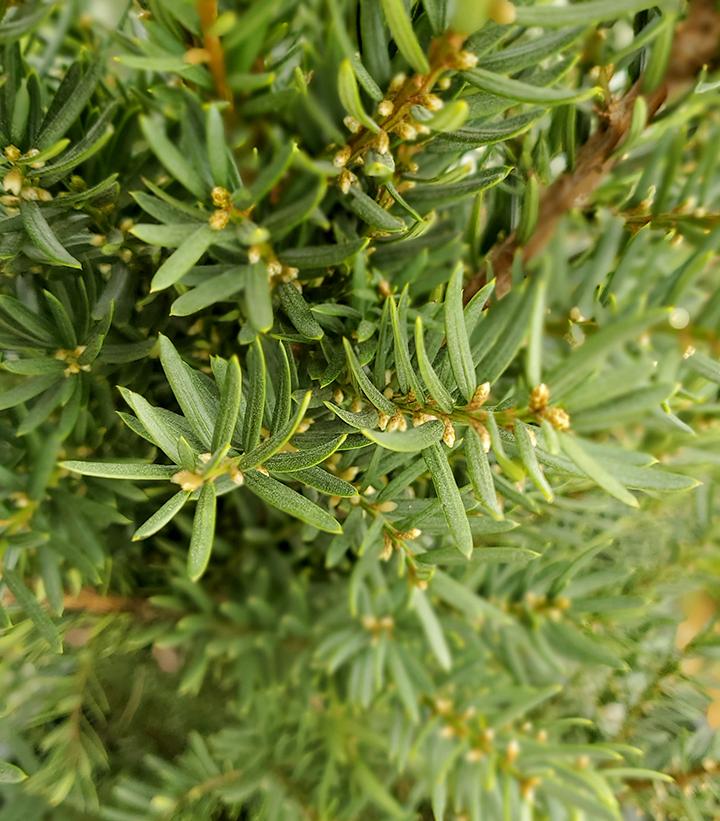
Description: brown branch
xmin=623 ymin=762 xmax=718 ymax=792
xmin=342 ymin=32 xmax=468 ymax=164
xmin=63 ymin=589 xmax=160 ymax=620
xmin=464 ymin=0 xmax=720 ymax=304
xmin=197 ymin=0 xmax=233 ymax=107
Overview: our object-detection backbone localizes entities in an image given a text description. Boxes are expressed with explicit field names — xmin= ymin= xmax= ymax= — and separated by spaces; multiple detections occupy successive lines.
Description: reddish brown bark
xmin=464 ymin=0 xmax=720 ymax=303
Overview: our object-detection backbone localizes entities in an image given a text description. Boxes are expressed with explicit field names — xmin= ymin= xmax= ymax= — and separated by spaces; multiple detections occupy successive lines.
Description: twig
xmin=623 ymin=762 xmax=717 ymax=792
xmin=62 ymin=588 xmax=160 ymax=619
xmin=464 ymin=0 xmax=720 ymax=303
xmin=339 ymin=31 xmax=469 ymax=165
xmin=197 ymin=0 xmax=233 ymax=107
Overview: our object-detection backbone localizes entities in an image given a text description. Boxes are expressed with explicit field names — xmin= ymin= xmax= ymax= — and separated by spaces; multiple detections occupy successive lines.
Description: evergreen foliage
xmin=0 ymin=0 xmax=719 ymax=818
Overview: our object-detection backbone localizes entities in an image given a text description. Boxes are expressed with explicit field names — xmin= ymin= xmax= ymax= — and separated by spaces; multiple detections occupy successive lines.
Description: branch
xmin=464 ymin=0 xmax=720 ymax=304
xmin=62 ymin=589 xmax=160 ymax=619
xmin=623 ymin=761 xmax=717 ymax=792
xmin=198 ymin=0 xmax=233 ymax=107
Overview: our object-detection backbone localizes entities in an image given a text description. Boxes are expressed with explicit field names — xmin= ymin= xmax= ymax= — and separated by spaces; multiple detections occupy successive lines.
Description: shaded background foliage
xmin=0 ymin=0 xmax=719 ymax=819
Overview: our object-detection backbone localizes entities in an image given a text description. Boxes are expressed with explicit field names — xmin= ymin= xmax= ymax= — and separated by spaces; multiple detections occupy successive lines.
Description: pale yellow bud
xmin=211 ymin=186 xmax=232 ymax=208
xmin=378 ymin=279 xmax=392 ymax=297
xmin=343 ymin=115 xmax=361 ymax=133
xmin=377 ymin=99 xmax=394 ymax=117
xmin=468 ymin=381 xmax=490 ymax=409
xmin=455 ymin=51 xmax=478 ymax=70
xmin=3 ymin=144 xmax=20 ymax=162
xmin=376 ymin=501 xmax=397 ymax=513
xmin=333 ymin=145 xmax=352 ymax=168
xmin=208 ymin=209 xmax=230 ymax=231
xmin=473 ymin=423 xmax=491 ymax=453
xmin=520 ymin=776 xmax=541 ymax=801
xmin=362 ymin=614 xmax=378 ymax=631
xmin=435 ymin=697 xmax=453 ymax=714
xmin=544 ymin=406 xmax=570 ymax=432
xmin=171 ymin=470 xmax=204 ymax=492
xmin=380 ymin=534 xmax=394 ymax=561
xmin=374 ymin=130 xmax=390 ymax=154
xmin=3 ymin=167 xmax=23 ymax=195
xmin=424 ymin=94 xmax=443 ymax=112
xmin=528 ymin=383 xmax=550 ymax=413
xmin=389 ymin=73 xmax=406 ymax=92
xmin=395 ymin=122 xmax=417 ymax=141
xmin=338 ymin=168 xmax=356 ymax=194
